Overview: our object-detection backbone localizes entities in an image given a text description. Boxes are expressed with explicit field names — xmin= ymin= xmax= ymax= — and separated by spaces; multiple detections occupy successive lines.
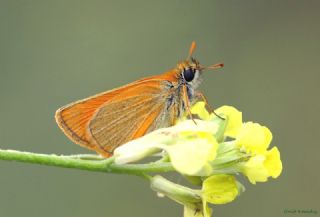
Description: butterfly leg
xmin=182 ymin=85 xmax=197 ymax=125
xmin=196 ymin=92 xmax=225 ymax=120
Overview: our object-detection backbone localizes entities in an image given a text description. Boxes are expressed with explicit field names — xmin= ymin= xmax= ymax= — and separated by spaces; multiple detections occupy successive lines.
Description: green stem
xmin=0 ymin=149 xmax=175 ymax=177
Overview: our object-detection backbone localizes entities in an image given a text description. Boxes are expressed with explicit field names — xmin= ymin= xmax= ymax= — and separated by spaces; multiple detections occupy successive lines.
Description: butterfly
xmin=55 ymin=42 xmax=223 ymax=157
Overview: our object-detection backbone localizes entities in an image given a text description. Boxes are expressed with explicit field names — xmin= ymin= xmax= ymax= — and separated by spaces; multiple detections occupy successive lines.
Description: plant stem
xmin=0 ymin=149 xmax=175 ymax=177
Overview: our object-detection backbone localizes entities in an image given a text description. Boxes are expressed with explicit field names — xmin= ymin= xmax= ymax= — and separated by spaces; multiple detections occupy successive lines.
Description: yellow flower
xmin=214 ymin=106 xmax=242 ymax=138
xmin=114 ymin=119 xmax=219 ymax=176
xmin=236 ymin=122 xmax=272 ymax=154
xmin=241 ymin=147 xmax=282 ymax=184
xmin=202 ymin=175 xmax=239 ymax=204
xmin=242 ymin=155 xmax=268 ymax=184
xmin=163 ymin=132 xmax=218 ymax=176
xmin=191 ymin=102 xmax=242 ymax=138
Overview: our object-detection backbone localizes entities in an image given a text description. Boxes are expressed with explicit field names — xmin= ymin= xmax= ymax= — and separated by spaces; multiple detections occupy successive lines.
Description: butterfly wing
xmin=55 ymin=76 xmax=178 ymax=157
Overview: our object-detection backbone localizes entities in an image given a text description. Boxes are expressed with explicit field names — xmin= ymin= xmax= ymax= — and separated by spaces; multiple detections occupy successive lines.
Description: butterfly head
xmin=175 ymin=42 xmax=224 ymax=87
xmin=176 ymin=58 xmax=202 ymax=88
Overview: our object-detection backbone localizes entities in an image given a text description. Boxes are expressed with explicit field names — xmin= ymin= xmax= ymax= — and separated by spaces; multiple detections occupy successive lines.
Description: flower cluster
xmin=114 ymin=102 xmax=282 ymax=216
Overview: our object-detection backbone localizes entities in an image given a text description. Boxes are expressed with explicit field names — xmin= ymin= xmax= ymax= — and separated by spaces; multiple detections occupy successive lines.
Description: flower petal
xmin=264 ymin=147 xmax=283 ymax=178
xmin=162 ymin=132 xmax=218 ymax=176
xmin=202 ymin=175 xmax=239 ymax=204
xmin=214 ymin=106 xmax=242 ymax=138
xmin=242 ymin=155 xmax=269 ymax=184
xmin=236 ymin=122 xmax=272 ymax=154
xmin=114 ymin=133 xmax=163 ymax=164
xmin=241 ymin=146 xmax=282 ymax=184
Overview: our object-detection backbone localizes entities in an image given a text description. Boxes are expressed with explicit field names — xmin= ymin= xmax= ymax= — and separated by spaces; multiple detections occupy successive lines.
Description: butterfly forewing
xmin=55 ymin=76 xmax=177 ymax=156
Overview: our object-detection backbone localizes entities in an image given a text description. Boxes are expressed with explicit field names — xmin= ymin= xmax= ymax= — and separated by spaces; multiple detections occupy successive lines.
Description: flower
xmin=163 ymin=131 xmax=218 ymax=176
xmin=114 ymin=101 xmax=283 ymax=217
xmin=214 ymin=106 xmax=242 ymax=138
xmin=114 ymin=119 xmax=222 ymax=176
xmin=236 ymin=122 xmax=272 ymax=154
xmin=202 ymin=174 xmax=240 ymax=204
xmin=208 ymin=104 xmax=282 ymax=184
xmin=240 ymin=147 xmax=282 ymax=184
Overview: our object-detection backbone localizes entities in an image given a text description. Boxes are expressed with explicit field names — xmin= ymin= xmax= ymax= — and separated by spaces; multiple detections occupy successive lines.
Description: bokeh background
xmin=0 ymin=1 xmax=319 ymax=217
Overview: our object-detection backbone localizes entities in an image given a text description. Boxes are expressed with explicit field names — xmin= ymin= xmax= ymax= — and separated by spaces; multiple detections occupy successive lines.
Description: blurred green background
xmin=0 ymin=1 xmax=319 ymax=216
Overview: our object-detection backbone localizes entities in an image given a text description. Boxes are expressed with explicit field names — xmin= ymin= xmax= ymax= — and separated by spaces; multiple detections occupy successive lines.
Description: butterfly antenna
xmin=204 ymin=63 xmax=224 ymax=70
xmin=187 ymin=41 xmax=196 ymax=60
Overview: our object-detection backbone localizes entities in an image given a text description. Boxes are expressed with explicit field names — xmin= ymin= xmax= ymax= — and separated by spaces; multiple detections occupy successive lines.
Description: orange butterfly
xmin=55 ymin=42 xmax=223 ymax=157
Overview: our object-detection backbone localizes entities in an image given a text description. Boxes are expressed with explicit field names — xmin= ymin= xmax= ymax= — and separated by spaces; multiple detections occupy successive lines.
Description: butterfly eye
xmin=183 ymin=68 xmax=195 ymax=82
